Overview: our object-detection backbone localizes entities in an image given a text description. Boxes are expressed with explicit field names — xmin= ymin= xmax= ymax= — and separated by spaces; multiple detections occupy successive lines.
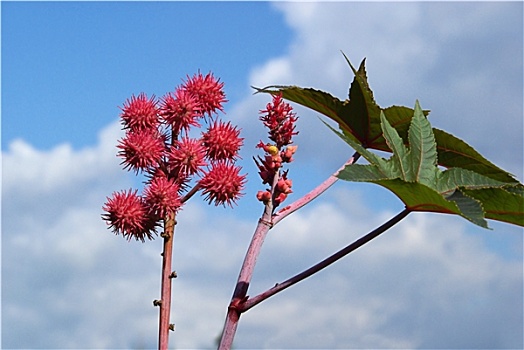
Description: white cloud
xmin=240 ymin=2 xmax=523 ymax=179
xmin=3 ymin=119 xmax=124 ymax=195
xmin=2 ymin=123 xmax=522 ymax=348
xmin=232 ymin=199 xmax=523 ymax=349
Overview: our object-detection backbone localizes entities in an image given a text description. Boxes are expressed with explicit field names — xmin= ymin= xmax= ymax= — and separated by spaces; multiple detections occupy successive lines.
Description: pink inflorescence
xmin=103 ymin=72 xmax=245 ymax=242
xmin=199 ymin=160 xmax=247 ymax=207
xmin=117 ymin=129 xmax=166 ymax=173
xmin=168 ymin=137 xmax=207 ymax=176
xmin=184 ymin=71 xmax=227 ymax=117
xmin=143 ymin=176 xmax=182 ymax=219
xmin=102 ymin=189 xmax=158 ymax=242
xmin=255 ymin=93 xmax=298 ymax=208
xmin=259 ymin=93 xmax=298 ymax=149
xmin=160 ymin=87 xmax=201 ymax=135
xmin=120 ymin=93 xmax=160 ymax=131
xmin=202 ymin=120 xmax=243 ymax=161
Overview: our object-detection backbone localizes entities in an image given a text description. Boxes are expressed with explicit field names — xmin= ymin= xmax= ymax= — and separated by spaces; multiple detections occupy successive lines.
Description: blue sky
xmin=2 ymin=2 xmax=523 ymax=349
xmin=2 ymin=1 xmax=291 ymax=150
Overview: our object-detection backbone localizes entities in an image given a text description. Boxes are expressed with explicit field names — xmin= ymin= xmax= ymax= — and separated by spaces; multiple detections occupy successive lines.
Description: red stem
xmin=240 ymin=208 xmax=411 ymax=312
xmin=158 ymin=212 xmax=176 ymax=350
xmin=218 ymin=217 xmax=272 ymax=349
xmin=218 ymin=168 xmax=280 ymax=349
xmin=272 ymin=152 xmax=360 ymax=226
xmin=218 ymin=153 xmax=359 ymax=349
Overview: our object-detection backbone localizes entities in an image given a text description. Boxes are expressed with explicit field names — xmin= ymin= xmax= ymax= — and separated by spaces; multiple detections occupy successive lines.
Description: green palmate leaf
xmin=407 ymin=102 xmax=438 ymax=187
xmin=436 ymin=167 xmax=513 ymax=196
xmin=433 ymin=128 xmax=518 ymax=183
xmin=342 ymin=55 xmax=381 ymax=144
xmin=337 ymin=102 xmax=523 ymax=228
xmin=462 ymin=186 xmax=524 ymax=226
xmin=341 ymin=164 xmax=391 ymax=181
xmin=321 ymin=119 xmax=386 ymax=170
xmin=380 ymin=110 xmax=412 ymax=180
xmin=505 ymin=185 xmax=524 ymax=196
xmin=377 ymin=180 xmax=488 ymax=228
xmin=445 ymin=190 xmax=486 ymax=228
xmin=255 ymin=53 xmax=519 ymax=184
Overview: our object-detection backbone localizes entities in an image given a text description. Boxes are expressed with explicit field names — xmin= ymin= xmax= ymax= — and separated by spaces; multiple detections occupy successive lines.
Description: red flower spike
xmin=117 ymin=129 xmax=166 ymax=173
xmin=183 ymin=72 xmax=227 ymax=117
xmin=202 ymin=120 xmax=243 ymax=160
xmin=120 ymin=93 xmax=159 ymax=131
xmin=259 ymin=93 xmax=298 ymax=148
xmin=160 ymin=87 xmax=202 ymax=135
xmin=168 ymin=137 xmax=207 ymax=176
xmin=102 ymin=189 xmax=156 ymax=242
xmin=144 ymin=176 xmax=182 ymax=218
xmin=255 ymin=94 xmax=299 ymax=206
xmin=199 ymin=161 xmax=246 ymax=207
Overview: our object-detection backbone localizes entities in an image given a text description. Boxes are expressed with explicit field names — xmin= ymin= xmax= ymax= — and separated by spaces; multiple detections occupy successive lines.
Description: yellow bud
xmin=266 ymin=144 xmax=279 ymax=156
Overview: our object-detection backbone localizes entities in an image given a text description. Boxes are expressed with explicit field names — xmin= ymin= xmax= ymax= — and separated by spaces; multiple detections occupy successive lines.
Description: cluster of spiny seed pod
xmin=102 ymin=72 xmax=246 ymax=242
xmin=255 ymin=93 xmax=298 ymax=208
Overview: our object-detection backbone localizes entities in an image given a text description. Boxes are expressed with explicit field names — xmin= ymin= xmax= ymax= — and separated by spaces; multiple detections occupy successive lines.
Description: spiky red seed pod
xmin=183 ymin=72 xmax=227 ymax=116
xmin=160 ymin=87 xmax=202 ymax=135
xmin=199 ymin=161 xmax=246 ymax=207
xmin=117 ymin=129 xmax=166 ymax=173
xmin=168 ymin=137 xmax=207 ymax=176
xmin=120 ymin=93 xmax=159 ymax=131
xmin=202 ymin=120 xmax=243 ymax=160
xmin=144 ymin=176 xmax=182 ymax=218
xmin=102 ymin=189 xmax=156 ymax=242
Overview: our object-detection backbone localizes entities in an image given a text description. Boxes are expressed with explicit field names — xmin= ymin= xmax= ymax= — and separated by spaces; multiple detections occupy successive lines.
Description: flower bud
xmin=273 ymin=192 xmax=288 ymax=206
xmin=256 ymin=190 xmax=272 ymax=203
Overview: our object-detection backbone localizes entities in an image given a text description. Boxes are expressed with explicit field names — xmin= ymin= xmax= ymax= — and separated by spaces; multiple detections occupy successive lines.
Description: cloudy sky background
xmin=2 ymin=2 xmax=523 ymax=349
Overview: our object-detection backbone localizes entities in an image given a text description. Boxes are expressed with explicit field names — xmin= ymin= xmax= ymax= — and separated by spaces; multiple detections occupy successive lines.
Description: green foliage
xmin=333 ymin=102 xmax=523 ymax=228
xmin=255 ymin=53 xmax=518 ymax=183
xmin=255 ymin=53 xmax=523 ymax=228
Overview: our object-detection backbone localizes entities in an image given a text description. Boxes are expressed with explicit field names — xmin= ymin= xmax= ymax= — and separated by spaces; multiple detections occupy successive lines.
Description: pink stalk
xmin=218 ymin=217 xmax=272 ymax=349
xmin=158 ymin=212 xmax=177 ymax=349
xmin=273 ymin=151 xmax=360 ymax=226
xmin=218 ymin=152 xmax=359 ymax=349
xmin=218 ymin=170 xmax=279 ymax=350
xmin=240 ymin=208 xmax=411 ymax=312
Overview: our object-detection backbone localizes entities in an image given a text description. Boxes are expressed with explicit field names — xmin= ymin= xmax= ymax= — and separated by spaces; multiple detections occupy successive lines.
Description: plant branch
xmin=158 ymin=212 xmax=177 ymax=350
xmin=218 ymin=169 xmax=281 ymax=349
xmin=239 ymin=207 xmax=411 ymax=312
xmin=272 ymin=151 xmax=360 ymax=226
xmin=218 ymin=152 xmax=361 ymax=349
xmin=181 ymin=183 xmax=201 ymax=203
